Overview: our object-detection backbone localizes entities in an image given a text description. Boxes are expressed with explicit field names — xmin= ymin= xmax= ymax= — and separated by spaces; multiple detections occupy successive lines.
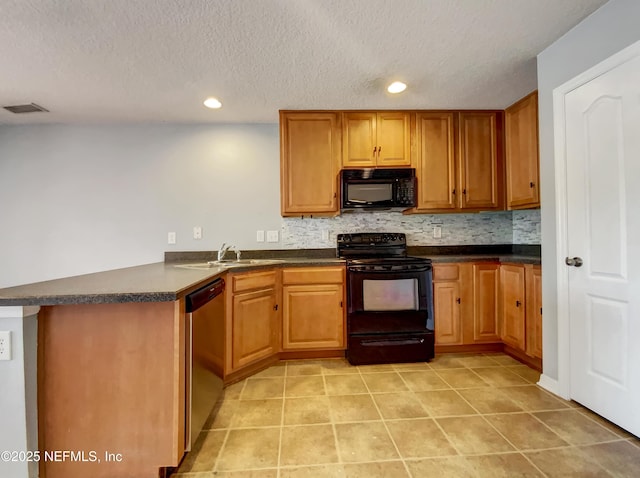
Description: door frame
xmin=550 ymin=38 xmax=640 ymax=400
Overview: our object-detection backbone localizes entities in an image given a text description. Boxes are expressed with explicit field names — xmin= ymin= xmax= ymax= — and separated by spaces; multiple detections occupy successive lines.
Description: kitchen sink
xmin=175 ymin=259 xmax=283 ymax=270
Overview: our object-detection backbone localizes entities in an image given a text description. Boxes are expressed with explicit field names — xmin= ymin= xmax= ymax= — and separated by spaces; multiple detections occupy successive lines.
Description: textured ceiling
xmin=0 ymin=0 xmax=608 ymax=124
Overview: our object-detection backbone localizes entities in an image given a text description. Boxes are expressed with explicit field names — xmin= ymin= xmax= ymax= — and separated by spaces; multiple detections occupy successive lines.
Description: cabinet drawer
xmin=282 ymin=267 xmax=344 ymax=285
xmin=232 ymin=270 xmax=278 ymax=293
xmin=433 ymin=264 xmax=459 ymax=281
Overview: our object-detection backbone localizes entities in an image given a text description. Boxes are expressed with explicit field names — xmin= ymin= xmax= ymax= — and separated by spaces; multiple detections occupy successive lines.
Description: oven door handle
xmin=360 ymin=337 xmax=425 ymax=346
xmin=347 ymin=265 xmax=431 ymax=273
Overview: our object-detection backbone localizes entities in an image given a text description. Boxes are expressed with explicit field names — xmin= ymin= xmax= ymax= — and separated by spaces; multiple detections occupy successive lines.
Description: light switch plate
xmin=266 ymin=230 xmax=279 ymax=243
xmin=193 ymin=226 xmax=202 ymax=240
xmin=167 ymin=232 xmax=176 ymax=244
xmin=256 ymin=230 xmax=265 ymax=242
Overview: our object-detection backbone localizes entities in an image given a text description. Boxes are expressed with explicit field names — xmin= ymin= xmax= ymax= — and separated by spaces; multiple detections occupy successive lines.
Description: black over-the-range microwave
xmin=340 ymin=168 xmax=417 ymax=210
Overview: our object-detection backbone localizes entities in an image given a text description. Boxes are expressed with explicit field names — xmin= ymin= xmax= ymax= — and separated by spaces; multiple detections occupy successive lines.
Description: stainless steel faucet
xmin=217 ymin=243 xmax=232 ymax=262
xmin=218 ymin=243 xmax=241 ymax=262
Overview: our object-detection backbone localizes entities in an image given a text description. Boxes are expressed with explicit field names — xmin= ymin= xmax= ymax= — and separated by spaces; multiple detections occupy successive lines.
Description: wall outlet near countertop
xmin=167 ymin=232 xmax=176 ymax=244
xmin=433 ymin=226 xmax=442 ymax=239
xmin=0 ymin=331 xmax=11 ymax=361
xmin=321 ymin=229 xmax=329 ymax=241
xmin=193 ymin=226 xmax=202 ymax=240
xmin=256 ymin=230 xmax=265 ymax=242
xmin=266 ymin=230 xmax=279 ymax=243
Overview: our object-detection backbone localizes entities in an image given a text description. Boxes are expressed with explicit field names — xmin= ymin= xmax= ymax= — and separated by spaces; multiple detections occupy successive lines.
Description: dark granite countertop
xmin=0 ymin=246 xmax=540 ymax=306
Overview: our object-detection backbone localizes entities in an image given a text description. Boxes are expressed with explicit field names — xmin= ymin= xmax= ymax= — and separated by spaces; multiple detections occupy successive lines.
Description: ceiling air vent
xmin=3 ymin=103 xmax=49 ymax=114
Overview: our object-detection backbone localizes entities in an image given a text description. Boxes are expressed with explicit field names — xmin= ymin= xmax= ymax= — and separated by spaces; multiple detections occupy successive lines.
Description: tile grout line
xmin=356 ymin=364 xmax=413 ymax=477
xmin=275 ymin=361 xmax=291 ymax=478
xmin=321 ymin=367 xmax=345 ymax=471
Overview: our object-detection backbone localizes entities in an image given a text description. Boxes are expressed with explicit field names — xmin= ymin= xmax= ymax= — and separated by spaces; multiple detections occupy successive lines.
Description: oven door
xmin=347 ymin=263 xmax=434 ymax=334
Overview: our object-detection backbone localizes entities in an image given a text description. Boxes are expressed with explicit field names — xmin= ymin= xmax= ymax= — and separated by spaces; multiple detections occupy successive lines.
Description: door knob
xmin=565 ymin=256 xmax=584 ymax=267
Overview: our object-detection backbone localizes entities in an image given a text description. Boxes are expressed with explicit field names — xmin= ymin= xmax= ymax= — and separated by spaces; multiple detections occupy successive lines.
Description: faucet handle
xmin=235 ymin=249 xmax=242 ymax=261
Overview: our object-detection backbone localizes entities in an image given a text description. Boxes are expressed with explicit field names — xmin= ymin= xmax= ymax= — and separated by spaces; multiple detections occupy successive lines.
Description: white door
xmin=564 ymin=51 xmax=640 ymax=436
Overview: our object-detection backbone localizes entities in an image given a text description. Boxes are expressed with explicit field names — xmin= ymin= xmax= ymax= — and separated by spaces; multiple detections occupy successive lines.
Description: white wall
xmin=0 ymin=122 xmax=541 ymax=288
xmin=0 ymin=124 xmax=282 ymax=287
xmin=537 ymin=0 xmax=640 ymax=381
xmin=0 ymin=307 xmax=39 ymax=478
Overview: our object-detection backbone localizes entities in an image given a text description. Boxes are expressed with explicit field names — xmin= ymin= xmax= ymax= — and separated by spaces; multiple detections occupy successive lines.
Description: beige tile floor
xmin=174 ymin=353 xmax=640 ymax=477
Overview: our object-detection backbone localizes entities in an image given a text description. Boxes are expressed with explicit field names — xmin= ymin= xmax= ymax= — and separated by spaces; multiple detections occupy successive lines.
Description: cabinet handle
xmin=373 ymin=146 xmax=377 ymax=156
xmin=540 ymin=307 xmax=542 ymax=315
xmin=462 ymin=189 xmax=467 ymax=195
xmin=456 ymin=297 xmax=461 ymax=304
xmin=273 ymin=304 xmax=278 ymax=311
xmin=340 ymin=301 xmax=343 ymax=308
xmin=516 ymin=300 xmax=521 ymax=307
xmin=378 ymin=146 xmax=381 ymax=155
xmin=452 ymin=189 xmax=456 ymax=195
xmin=333 ymin=192 xmax=337 ymax=198
xmin=530 ymin=182 xmax=535 ymax=188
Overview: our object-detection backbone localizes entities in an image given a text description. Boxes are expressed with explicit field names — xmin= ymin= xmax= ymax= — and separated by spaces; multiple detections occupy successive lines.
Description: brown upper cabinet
xmin=414 ymin=111 xmax=503 ymax=212
xmin=342 ymin=111 xmax=411 ymax=167
xmin=505 ymin=91 xmax=540 ymax=209
xmin=280 ymin=112 xmax=341 ymax=216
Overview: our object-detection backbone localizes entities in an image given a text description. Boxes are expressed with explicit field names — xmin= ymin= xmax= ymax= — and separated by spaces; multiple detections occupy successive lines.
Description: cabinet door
xmin=459 ymin=112 xmax=501 ymax=209
xmin=473 ymin=263 xmax=500 ymax=342
xmin=526 ymin=265 xmax=543 ymax=358
xmin=505 ymin=92 xmax=540 ymax=210
xmin=342 ymin=112 xmax=377 ymax=167
xmin=415 ymin=112 xmax=457 ymax=209
xmin=280 ymin=112 xmax=340 ymax=215
xmin=500 ymin=265 xmax=526 ymax=350
xmin=282 ymin=284 xmax=344 ymax=350
xmin=376 ymin=112 xmax=411 ymax=166
xmin=232 ymin=287 xmax=278 ymax=370
xmin=434 ymin=281 xmax=462 ymax=345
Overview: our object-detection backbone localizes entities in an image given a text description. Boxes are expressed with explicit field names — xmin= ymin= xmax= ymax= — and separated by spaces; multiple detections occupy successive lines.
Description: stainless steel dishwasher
xmin=185 ymin=278 xmax=225 ymax=450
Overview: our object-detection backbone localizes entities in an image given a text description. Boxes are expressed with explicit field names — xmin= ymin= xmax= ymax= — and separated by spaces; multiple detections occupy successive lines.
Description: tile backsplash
xmin=282 ymin=211 xmax=509 ymax=248
xmin=512 ymin=209 xmax=541 ymax=244
xmin=282 ymin=210 xmax=541 ymax=248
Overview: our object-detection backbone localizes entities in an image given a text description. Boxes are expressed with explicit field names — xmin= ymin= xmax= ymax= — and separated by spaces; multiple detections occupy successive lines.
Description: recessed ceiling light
xmin=203 ymin=97 xmax=222 ymax=109
xmin=387 ymin=81 xmax=407 ymax=94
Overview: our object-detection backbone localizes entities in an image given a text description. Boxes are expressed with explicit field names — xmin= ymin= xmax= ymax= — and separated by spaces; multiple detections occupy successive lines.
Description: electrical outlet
xmin=167 ymin=232 xmax=176 ymax=244
xmin=0 ymin=331 xmax=11 ymax=361
xmin=193 ymin=226 xmax=202 ymax=240
xmin=256 ymin=230 xmax=265 ymax=242
xmin=266 ymin=230 xmax=279 ymax=243
xmin=433 ymin=226 xmax=442 ymax=239
xmin=321 ymin=229 xmax=329 ymax=241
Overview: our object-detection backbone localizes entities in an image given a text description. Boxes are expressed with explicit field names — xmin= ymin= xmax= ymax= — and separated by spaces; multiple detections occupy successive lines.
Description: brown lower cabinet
xmin=434 ymin=261 xmax=541 ymax=364
xmin=433 ymin=262 xmax=500 ymax=347
xmin=499 ymin=263 xmax=542 ymax=361
xmin=225 ymin=269 xmax=280 ymax=374
xmin=281 ymin=267 xmax=346 ymax=351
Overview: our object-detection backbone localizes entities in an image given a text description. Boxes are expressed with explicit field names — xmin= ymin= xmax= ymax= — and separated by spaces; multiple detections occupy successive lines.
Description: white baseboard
xmin=537 ymin=373 xmax=570 ymax=400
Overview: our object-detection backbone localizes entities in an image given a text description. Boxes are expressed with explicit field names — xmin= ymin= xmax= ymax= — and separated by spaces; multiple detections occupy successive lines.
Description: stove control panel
xmin=337 ymin=233 xmax=406 ymax=245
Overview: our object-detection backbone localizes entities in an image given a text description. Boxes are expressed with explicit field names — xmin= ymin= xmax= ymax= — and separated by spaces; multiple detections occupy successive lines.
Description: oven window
xmin=347 ymin=183 xmax=393 ymax=203
xmin=362 ymin=278 xmax=418 ymax=311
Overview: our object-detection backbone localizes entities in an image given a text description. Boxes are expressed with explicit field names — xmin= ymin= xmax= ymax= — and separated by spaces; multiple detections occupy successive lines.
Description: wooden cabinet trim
xmin=282 ymin=266 xmax=344 ymax=285
xmin=232 ymin=270 xmax=278 ymax=293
